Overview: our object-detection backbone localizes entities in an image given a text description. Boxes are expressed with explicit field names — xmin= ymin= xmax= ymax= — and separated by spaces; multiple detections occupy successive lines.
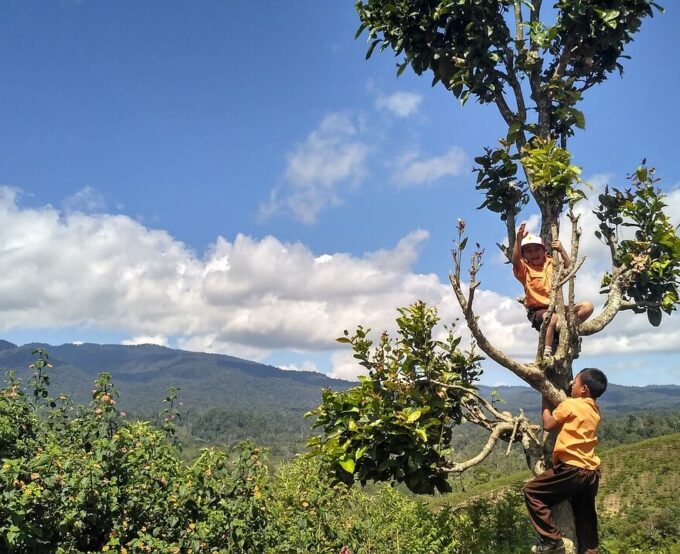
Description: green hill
xmin=434 ymin=434 xmax=680 ymax=553
xmin=1 ymin=341 xmax=678 ymax=461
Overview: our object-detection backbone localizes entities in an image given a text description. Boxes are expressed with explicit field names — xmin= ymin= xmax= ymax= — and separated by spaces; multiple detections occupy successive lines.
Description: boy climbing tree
xmin=524 ymin=368 xmax=608 ymax=554
xmin=512 ymin=222 xmax=594 ymax=358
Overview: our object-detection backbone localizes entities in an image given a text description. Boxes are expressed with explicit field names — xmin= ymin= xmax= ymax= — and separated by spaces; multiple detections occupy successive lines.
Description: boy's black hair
xmin=579 ymin=368 xmax=608 ymax=399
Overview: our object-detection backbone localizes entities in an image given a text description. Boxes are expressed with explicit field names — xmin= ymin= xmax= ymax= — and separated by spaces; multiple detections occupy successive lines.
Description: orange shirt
xmin=552 ymin=397 xmax=601 ymax=469
xmin=513 ymin=256 xmax=554 ymax=309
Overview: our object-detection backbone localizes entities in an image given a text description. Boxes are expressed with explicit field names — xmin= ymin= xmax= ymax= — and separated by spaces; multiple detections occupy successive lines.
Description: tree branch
xmin=580 ymin=267 xmax=629 ymax=336
xmin=441 ymin=421 xmax=516 ymax=474
xmin=450 ymin=273 xmax=538 ymax=380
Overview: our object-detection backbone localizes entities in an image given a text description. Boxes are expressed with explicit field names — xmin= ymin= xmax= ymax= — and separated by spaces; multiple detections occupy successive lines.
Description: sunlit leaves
xmin=307 ymin=301 xmax=484 ymax=494
xmin=594 ymin=164 xmax=680 ymax=323
xmin=521 ymin=137 xmax=585 ymax=209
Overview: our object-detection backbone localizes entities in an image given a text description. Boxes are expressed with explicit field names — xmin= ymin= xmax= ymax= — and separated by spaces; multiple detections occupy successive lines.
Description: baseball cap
xmin=521 ymin=234 xmax=544 ymax=248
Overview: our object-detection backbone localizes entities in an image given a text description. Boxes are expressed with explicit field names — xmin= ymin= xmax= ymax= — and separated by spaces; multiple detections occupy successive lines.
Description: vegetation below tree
xmin=1 ymin=352 xmax=678 ymax=553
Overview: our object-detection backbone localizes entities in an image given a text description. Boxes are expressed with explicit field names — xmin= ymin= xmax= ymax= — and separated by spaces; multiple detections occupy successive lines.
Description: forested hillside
xmin=1 ymin=341 xmax=678 ymax=461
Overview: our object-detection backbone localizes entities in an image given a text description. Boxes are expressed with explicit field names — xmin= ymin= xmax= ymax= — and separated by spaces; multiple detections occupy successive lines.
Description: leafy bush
xmin=0 ymin=351 xmax=269 ymax=553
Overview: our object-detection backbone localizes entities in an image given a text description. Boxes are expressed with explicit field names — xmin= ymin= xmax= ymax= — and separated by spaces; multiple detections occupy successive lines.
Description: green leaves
xmin=356 ymin=0 xmax=513 ymax=105
xmin=594 ymin=164 xmax=680 ymax=323
xmin=521 ymin=137 xmax=585 ymax=209
xmin=308 ymin=301 xmax=483 ymax=495
xmin=0 ymin=359 xmax=271 ymax=553
xmin=474 ymin=146 xmax=528 ymax=223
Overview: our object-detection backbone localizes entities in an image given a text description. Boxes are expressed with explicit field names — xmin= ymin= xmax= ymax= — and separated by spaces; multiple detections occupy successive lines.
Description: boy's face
xmin=521 ymin=244 xmax=546 ymax=266
xmin=570 ymin=373 xmax=589 ymax=398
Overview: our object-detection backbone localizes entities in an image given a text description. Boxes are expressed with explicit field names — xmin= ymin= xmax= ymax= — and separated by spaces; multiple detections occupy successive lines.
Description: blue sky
xmin=0 ymin=1 xmax=678 ymax=386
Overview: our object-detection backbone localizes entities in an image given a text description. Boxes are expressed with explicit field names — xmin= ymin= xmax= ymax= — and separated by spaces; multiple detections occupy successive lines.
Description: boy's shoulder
xmin=555 ymin=396 xmax=599 ymax=421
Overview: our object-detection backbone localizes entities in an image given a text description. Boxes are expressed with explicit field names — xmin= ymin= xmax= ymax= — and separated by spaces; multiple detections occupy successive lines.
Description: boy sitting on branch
xmin=512 ymin=222 xmax=593 ymax=357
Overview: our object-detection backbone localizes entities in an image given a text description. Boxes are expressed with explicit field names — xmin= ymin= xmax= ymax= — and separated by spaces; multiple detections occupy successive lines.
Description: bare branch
xmin=580 ymin=268 xmax=628 ymax=335
xmin=493 ymin=87 xmax=518 ymax=127
xmin=441 ymin=421 xmax=516 ymax=474
xmin=557 ymin=256 xmax=586 ymax=288
xmin=620 ymin=300 xmax=662 ymax=311
xmin=449 ymin=273 xmax=539 ymax=381
xmin=507 ymin=414 xmax=522 ymax=456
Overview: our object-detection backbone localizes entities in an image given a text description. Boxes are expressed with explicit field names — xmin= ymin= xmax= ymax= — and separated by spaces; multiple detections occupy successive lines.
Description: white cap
xmin=521 ymin=234 xmax=544 ymax=248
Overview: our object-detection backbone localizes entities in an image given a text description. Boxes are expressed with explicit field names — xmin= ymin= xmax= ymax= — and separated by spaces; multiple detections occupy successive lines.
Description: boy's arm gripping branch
xmin=542 ymin=396 xmax=560 ymax=431
xmin=551 ymin=239 xmax=571 ymax=269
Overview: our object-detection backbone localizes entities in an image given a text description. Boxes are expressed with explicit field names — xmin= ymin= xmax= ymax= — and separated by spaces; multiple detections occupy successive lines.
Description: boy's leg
xmin=523 ymin=465 xmax=578 ymax=541
xmin=570 ymin=468 xmax=600 ymax=554
xmin=544 ymin=313 xmax=558 ymax=354
xmin=574 ymin=301 xmax=594 ymax=323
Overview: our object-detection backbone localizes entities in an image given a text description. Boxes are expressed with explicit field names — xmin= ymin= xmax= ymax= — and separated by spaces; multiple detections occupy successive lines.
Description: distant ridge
xmin=0 ymin=341 xmax=677 ymax=418
xmin=0 ymin=341 xmax=351 ymax=416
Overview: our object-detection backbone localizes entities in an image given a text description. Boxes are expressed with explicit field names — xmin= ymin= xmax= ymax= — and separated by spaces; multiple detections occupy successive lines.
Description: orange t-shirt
xmin=552 ymin=397 xmax=601 ymax=469
xmin=513 ymin=256 xmax=554 ymax=309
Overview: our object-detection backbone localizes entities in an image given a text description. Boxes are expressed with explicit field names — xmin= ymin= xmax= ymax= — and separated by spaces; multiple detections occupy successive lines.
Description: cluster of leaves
xmin=594 ymin=165 xmax=680 ymax=325
xmin=307 ymin=301 xmax=484 ymax=494
xmin=521 ymin=137 xmax=585 ymax=208
xmin=0 ymin=352 xmax=269 ymax=553
xmin=356 ymin=0 xmax=659 ymax=139
xmin=356 ymin=0 xmax=514 ymax=106
xmin=552 ymin=0 xmax=662 ymax=86
xmin=474 ymin=147 xmax=528 ymax=222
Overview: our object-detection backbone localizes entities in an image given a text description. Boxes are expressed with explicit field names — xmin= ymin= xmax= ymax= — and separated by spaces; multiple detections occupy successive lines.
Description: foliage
xmin=598 ymin=434 xmax=680 ymax=553
xmin=307 ymin=301 xmax=484 ymax=494
xmin=269 ymin=455 xmax=534 ymax=554
xmin=521 ymin=137 xmax=585 ymax=208
xmin=473 ymin=146 xmax=528 ymax=222
xmin=595 ymin=164 xmax=680 ymax=325
xmin=2 ymin=350 xmax=679 ymax=552
xmin=356 ymin=0 xmax=659 ymax=138
xmin=0 ymin=352 xmax=270 ymax=554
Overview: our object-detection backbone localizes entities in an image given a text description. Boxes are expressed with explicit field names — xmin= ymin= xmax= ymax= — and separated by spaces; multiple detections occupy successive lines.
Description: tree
xmin=308 ymin=1 xmax=680 ymax=550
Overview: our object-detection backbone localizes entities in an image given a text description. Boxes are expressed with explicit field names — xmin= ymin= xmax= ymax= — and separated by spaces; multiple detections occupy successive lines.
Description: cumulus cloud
xmin=277 ymin=361 xmax=321 ymax=373
xmin=62 ymin=186 xmax=106 ymax=214
xmin=0 ymin=186 xmax=677 ymax=383
xmin=260 ymin=113 xmax=368 ymax=224
xmin=391 ymin=147 xmax=468 ymax=186
xmin=121 ymin=335 xmax=169 ymax=347
xmin=375 ymin=91 xmax=422 ymax=117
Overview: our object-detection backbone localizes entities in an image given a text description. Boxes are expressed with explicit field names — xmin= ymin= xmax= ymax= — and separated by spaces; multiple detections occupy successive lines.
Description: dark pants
xmin=523 ymin=463 xmax=600 ymax=554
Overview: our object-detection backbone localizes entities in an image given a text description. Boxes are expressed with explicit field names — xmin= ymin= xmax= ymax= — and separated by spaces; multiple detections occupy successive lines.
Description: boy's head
xmin=571 ymin=368 xmax=608 ymax=399
xmin=520 ymin=234 xmax=546 ymax=266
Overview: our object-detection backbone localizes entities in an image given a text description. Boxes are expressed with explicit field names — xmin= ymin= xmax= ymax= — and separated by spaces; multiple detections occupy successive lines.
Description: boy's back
xmin=552 ymin=397 xmax=600 ymax=470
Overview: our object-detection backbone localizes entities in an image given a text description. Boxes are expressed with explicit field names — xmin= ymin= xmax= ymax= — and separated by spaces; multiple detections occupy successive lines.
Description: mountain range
xmin=0 ymin=340 xmax=678 ymax=420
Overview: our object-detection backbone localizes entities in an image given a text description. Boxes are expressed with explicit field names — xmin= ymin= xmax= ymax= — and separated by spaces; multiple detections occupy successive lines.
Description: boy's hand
xmin=517 ymin=222 xmax=527 ymax=241
xmin=552 ymin=239 xmax=564 ymax=252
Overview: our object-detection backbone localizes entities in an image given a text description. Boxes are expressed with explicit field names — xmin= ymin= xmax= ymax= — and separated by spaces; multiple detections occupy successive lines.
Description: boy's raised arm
xmin=512 ymin=222 xmax=526 ymax=270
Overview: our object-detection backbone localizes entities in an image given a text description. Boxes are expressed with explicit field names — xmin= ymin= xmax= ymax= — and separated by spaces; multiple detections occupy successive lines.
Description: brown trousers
xmin=523 ymin=463 xmax=600 ymax=554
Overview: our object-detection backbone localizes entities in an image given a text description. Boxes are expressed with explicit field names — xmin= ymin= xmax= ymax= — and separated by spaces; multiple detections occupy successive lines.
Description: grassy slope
xmin=433 ymin=433 xmax=680 ymax=514
xmin=598 ymin=433 xmax=680 ymax=519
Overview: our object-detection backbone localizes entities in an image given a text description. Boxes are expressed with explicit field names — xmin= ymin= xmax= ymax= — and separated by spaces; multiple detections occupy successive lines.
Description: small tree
xmin=309 ymin=1 xmax=680 ymax=550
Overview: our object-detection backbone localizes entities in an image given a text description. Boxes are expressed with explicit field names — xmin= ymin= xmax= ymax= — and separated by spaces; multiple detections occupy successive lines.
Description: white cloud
xmin=0 ymin=187 xmax=677 ymax=383
xmin=62 ymin=186 xmax=106 ymax=214
xmin=278 ymin=361 xmax=321 ymax=372
xmin=260 ymin=113 xmax=368 ymax=224
xmin=375 ymin=91 xmax=422 ymax=117
xmin=391 ymin=147 xmax=468 ymax=186
xmin=121 ymin=335 xmax=169 ymax=347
